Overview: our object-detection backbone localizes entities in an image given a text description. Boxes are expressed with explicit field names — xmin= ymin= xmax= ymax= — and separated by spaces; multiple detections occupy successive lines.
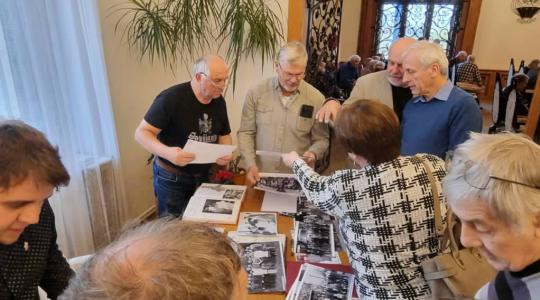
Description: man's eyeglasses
xmin=462 ymin=161 xmax=539 ymax=190
xmin=199 ymin=72 xmax=228 ymax=87
xmin=277 ymin=63 xmax=305 ymax=79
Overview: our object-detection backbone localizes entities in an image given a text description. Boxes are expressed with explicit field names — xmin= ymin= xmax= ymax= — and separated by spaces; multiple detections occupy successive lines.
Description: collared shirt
xmin=413 ymin=80 xmax=453 ymax=103
xmin=238 ymin=77 xmax=329 ymax=173
xmin=402 ymin=82 xmax=482 ymax=158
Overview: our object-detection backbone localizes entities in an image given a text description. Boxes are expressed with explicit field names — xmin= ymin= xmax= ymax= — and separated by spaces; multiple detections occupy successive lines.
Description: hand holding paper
xmin=282 ymin=151 xmax=300 ymax=167
xmin=182 ymin=140 xmax=236 ymax=164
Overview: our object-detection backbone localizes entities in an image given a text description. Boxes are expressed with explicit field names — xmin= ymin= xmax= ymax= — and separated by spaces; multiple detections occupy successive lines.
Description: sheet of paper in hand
xmin=256 ymin=173 xmax=303 ymax=196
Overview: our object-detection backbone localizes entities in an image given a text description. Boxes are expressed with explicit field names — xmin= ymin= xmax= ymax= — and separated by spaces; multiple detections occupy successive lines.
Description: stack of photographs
xmin=236 ymin=240 xmax=286 ymax=293
xmin=229 ymin=212 xmax=286 ymax=294
xmin=182 ymin=183 xmax=247 ymax=224
xmin=293 ymin=221 xmax=337 ymax=263
xmin=294 ymin=196 xmax=346 ymax=254
xmin=255 ymin=173 xmax=303 ymax=196
xmin=287 ymin=263 xmax=355 ymax=300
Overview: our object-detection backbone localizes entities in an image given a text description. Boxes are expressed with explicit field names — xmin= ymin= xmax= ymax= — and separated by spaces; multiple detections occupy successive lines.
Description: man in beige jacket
xmin=316 ymin=37 xmax=416 ymax=123
xmin=238 ymin=42 xmax=329 ymax=186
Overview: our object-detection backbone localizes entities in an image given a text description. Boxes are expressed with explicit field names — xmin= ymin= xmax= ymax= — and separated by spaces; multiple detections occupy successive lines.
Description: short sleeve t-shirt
xmin=144 ymin=82 xmax=231 ymax=174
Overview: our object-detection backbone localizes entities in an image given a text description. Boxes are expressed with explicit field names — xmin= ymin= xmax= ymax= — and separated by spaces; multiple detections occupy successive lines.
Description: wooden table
xmin=218 ymin=187 xmax=349 ymax=300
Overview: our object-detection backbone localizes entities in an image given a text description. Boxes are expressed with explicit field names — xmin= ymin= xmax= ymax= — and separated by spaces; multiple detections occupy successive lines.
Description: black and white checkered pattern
xmin=456 ymin=62 xmax=483 ymax=86
xmin=292 ymin=154 xmax=447 ymax=300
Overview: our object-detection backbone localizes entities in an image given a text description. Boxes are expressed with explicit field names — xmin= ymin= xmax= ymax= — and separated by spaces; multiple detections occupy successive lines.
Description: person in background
xmin=60 ymin=220 xmax=248 ymax=300
xmin=456 ymin=55 xmax=483 ymax=87
xmin=134 ymin=55 xmax=233 ymax=218
xmin=237 ymin=41 xmax=329 ymax=186
xmin=316 ymin=37 xmax=416 ymax=123
xmin=0 ymin=120 xmax=73 ymax=299
xmin=499 ymin=73 xmax=530 ymax=131
xmin=524 ymin=59 xmax=539 ymax=75
xmin=401 ymin=41 xmax=482 ymax=159
xmin=283 ymin=100 xmax=447 ymax=300
xmin=448 ymin=50 xmax=467 ymax=69
xmin=442 ymin=133 xmax=540 ymax=299
xmin=337 ymin=55 xmax=361 ymax=98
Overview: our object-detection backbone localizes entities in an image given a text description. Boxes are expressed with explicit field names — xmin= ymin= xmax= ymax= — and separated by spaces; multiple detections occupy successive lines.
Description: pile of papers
xmin=182 ymin=183 xmax=247 ymax=224
xmin=287 ymin=263 xmax=355 ymax=300
xmin=228 ymin=212 xmax=287 ymax=294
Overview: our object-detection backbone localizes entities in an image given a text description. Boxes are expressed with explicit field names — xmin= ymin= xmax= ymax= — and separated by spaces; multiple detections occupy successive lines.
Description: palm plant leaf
xmin=113 ymin=0 xmax=284 ymax=91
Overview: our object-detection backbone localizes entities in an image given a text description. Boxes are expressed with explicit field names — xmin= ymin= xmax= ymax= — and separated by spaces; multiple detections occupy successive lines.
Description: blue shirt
xmin=401 ymin=81 xmax=482 ymax=158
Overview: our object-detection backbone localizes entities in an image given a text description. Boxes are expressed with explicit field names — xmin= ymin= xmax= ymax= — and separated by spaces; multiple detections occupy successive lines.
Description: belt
xmin=155 ymin=157 xmax=186 ymax=174
xmin=155 ymin=157 xmax=204 ymax=177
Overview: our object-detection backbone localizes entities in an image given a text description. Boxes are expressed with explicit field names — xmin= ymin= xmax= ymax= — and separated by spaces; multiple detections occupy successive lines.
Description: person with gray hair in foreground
xmin=60 ymin=220 xmax=248 ymax=300
xmin=401 ymin=41 xmax=482 ymax=159
xmin=443 ymin=133 xmax=540 ymax=299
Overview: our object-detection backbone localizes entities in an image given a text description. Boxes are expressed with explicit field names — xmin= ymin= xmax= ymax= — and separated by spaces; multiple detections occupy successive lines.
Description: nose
xmin=460 ymin=222 xmax=482 ymax=248
xmin=19 ymin=203 xmax=42 ymax=225
xmin=402 ymin=72 xmax=411 ymax=84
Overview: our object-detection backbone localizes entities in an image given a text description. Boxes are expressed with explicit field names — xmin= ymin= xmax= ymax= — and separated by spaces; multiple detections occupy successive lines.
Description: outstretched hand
xmin=282 ymin=151 xmax=301 ymax=168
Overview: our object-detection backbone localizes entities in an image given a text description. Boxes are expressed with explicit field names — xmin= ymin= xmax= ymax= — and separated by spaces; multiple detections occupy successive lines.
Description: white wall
xmin=472 ymin=1 xmax=540 ymax=70
xmin=97 ymin=1 xmax=288 ymax=218
xmin=338 ymin=0 xmax=362 ymax=62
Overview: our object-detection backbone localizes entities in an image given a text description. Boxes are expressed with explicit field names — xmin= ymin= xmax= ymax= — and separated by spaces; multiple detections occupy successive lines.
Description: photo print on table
xmin=222 ymin=189 xmax=245 ymax=201
xmin=202 ymin=199 xmax=235 ymax=215
xmin=238 ymin=240 xmax=286 ymax=293
xmin=256 ymin=173 xmax=302 ymax=196
xmin=237 ymin=212 xmax=278 ymax=236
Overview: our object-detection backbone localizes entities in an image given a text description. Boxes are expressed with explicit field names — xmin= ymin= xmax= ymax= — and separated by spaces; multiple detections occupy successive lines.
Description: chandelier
xmin=511 ymin=0 xmax=540 ymax=23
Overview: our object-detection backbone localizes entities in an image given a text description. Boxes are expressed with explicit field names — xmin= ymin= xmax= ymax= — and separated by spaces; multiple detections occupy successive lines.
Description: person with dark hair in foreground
xmin=60 ymin=220 xmax=247 ymax=300
xmin=0 ymin=120 xmax=73 ymax=299
xmin=282 ymin=100 xmax=447 ymax=299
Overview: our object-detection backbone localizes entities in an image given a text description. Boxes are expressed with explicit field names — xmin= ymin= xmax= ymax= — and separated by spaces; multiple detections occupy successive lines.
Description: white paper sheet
xmin=261 ymin=192 xmax=298 ymax=214
xmin=183 ymin=140 xmax=236 ymax=164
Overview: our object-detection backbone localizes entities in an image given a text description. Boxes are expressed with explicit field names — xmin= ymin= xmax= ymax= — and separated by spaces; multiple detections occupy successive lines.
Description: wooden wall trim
xmin=460 ymin=0 xmax=482 ymax=54
xmin=287 ymin=0 xmax=306 ymax=41
xmin=525 ymin=76 xmax=540 ymax=138
xmin=357 ymin=0 xmax=377 ymax=60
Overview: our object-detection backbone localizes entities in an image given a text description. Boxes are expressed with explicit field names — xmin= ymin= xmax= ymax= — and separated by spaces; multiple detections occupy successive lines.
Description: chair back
xmin=492 ymin=73 xmax=502 ymax=123
xmin=507 ymin=58 xmax=515 ymax=87
xmin=505 ymin=89 xmax=517 ymax=131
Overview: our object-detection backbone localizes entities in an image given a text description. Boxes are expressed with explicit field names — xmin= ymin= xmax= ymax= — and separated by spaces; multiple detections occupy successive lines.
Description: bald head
xmin=192 ymin=54 xmax=229 ymax=103
xmin=386 ymin=37 xmax=416 ymax=86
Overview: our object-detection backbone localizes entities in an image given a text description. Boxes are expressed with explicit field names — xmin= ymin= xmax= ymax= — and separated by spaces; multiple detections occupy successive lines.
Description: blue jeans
xmin=152 ymin=161 xmax=208 ymax=218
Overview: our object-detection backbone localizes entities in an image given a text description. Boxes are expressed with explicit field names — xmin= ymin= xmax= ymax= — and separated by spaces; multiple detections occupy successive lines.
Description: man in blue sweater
xmin=401 ymin=41 xmax=482 ymax=159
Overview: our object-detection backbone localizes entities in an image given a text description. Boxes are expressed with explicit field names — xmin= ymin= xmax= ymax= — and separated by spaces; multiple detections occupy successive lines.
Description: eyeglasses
xmin=199 ymin=72 xmax=228 ymax=87
xmin=277 ymin=63 xmax=305 ymax=79
xmin=462 ymin=161 xmax=539 ymax=190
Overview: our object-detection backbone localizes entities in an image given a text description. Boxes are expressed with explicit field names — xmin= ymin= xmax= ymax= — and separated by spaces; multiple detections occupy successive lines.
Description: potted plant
xmin=112 ymin=0 xmax=284 ymax=90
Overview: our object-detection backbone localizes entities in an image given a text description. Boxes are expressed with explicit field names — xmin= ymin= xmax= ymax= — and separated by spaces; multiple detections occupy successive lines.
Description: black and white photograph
xmin=293 ymin=264 xmax=354 ymax=300
xmin=222 ymin=188 xmax=245 ymax=201
xmin=294 ymin=221 xmax=335 ymax=262
xmin=238 ymin=241 xmax=286 ymax=293
xmin=194 ymin=183 xmax=246 ymax=201
xmin=256 ymin=173 xmax=302 ymax=195
xmin=202 ymin=199 xmax=235 ymax=215
xmin=237 ymin=212 xmax=278 ymax=236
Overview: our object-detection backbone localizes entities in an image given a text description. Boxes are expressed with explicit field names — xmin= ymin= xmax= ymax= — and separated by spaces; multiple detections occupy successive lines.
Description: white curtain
xmin=0 ymin=0 xmax=127 ymax=257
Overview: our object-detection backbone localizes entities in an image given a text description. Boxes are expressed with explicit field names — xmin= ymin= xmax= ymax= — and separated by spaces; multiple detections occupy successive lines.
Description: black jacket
xmin=0 ymin=201 xmax=74 ymax=299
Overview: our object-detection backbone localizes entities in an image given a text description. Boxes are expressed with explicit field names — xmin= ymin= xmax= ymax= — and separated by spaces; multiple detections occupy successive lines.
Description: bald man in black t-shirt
xmin=134 ymin=55 xmax=233 ymax=217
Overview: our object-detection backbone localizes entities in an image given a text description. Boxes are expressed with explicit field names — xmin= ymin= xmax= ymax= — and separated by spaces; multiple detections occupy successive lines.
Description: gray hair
xmin=60 ymin=219 xmax=241 ymax=300
xmin=349 ymin=54 xmax=361 ymax=62
xmin=403 ymin=41 xmax=449 ymax=75
xmin=276 ymin=41 xmax=308 ymax=66
xmin=467 ymin=55 xmax=475 ymax=63
xmin=443 ymin=133 xmax=540 ymax=228
xmin=192 ymin=56 xmax=210 ymax=76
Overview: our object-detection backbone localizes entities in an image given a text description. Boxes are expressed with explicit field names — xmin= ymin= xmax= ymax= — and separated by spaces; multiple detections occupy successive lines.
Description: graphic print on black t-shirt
xmin=188 ymin=113 xmax=218 ymax=143
xmin=144 ymin=82 xmax=231 ymax=174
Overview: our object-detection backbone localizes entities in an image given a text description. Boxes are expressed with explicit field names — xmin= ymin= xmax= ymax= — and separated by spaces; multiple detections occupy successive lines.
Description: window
xmin=374 ymin=0 xmax=464 ymax=57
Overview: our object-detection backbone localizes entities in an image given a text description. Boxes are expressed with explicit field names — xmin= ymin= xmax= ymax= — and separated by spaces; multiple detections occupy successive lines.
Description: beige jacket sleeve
xmin=308 ymin=93 xmax=330 ymax=159
xmin=237 ymin=88 xmax=258 ymax=169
